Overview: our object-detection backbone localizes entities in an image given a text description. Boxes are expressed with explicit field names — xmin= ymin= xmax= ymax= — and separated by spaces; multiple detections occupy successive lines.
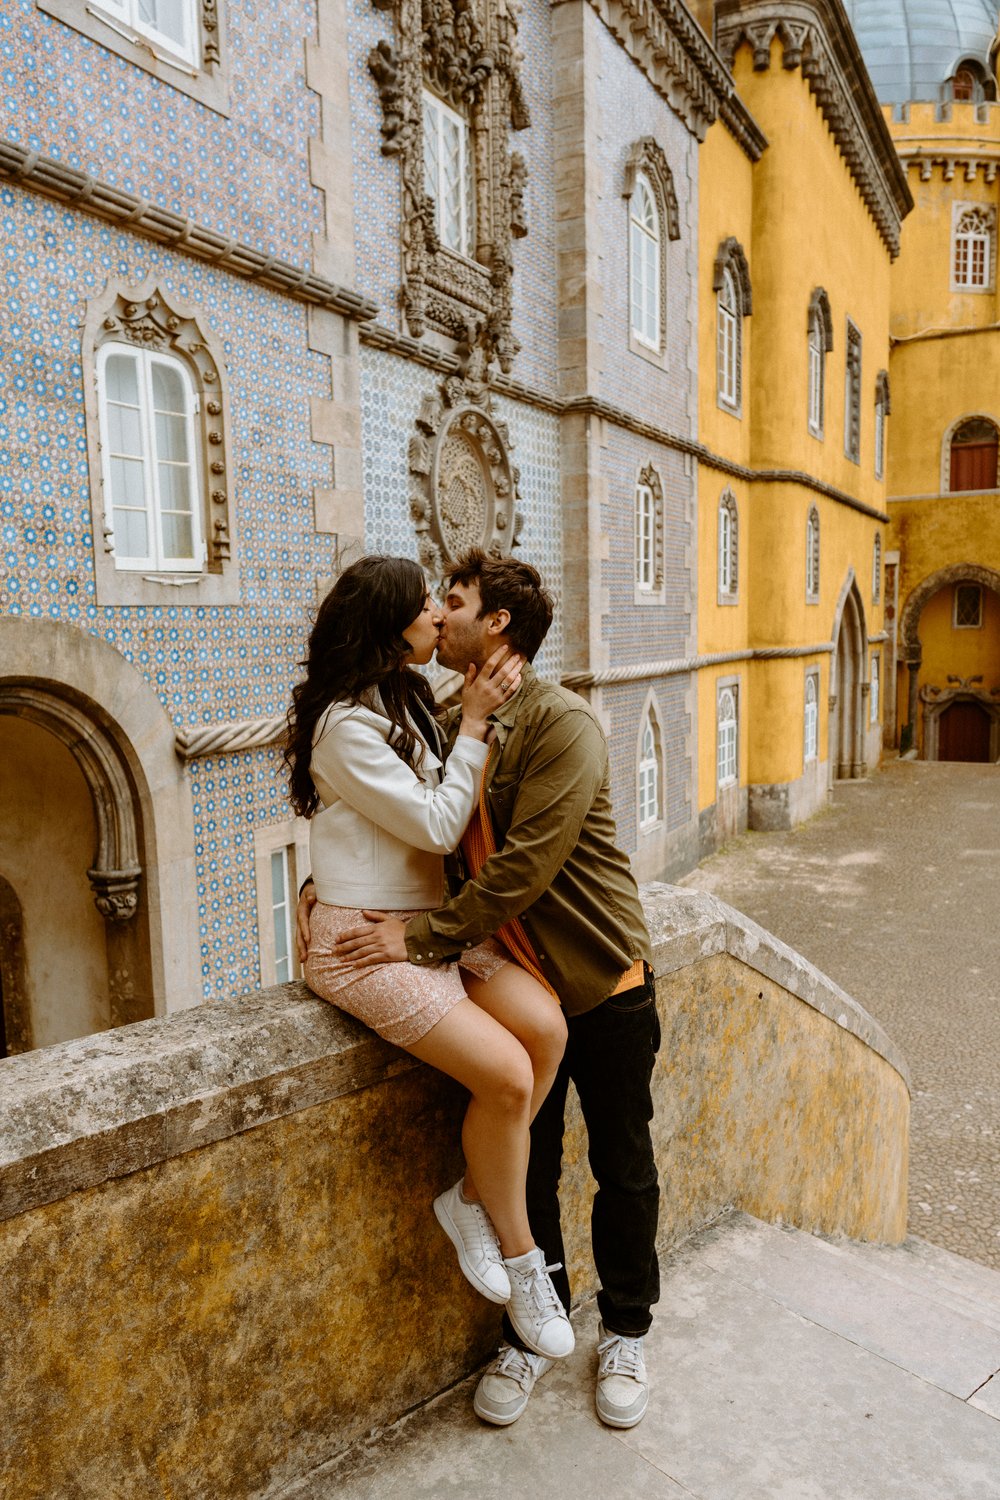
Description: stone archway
xmin=829 ymin=573 xmax=868 ymax=782
xmin=897 ymin=563 xmax=1000 ymax=752
xmin=0 ymin=618 xmax=201 ymax=1033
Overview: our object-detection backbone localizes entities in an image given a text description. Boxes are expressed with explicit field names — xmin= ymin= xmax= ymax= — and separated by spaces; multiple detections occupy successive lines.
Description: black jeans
xmin=502 ymin=967 xmax=661 ymax=1345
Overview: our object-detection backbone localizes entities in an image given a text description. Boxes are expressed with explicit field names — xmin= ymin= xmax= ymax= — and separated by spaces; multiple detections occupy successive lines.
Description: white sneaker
xmin=473 ymin=1342 xmax=554 ymax=1426
xmin=504 ymin=1248 xmax=575 ymax=1359
xmin=433 ymin=1182 xmax=511 ymax=1304
xmin=595 ymin=1320 xmax=648 ymax=1428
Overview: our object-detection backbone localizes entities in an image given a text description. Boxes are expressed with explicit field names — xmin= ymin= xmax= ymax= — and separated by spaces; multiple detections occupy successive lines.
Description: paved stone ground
xmin=680 ymin=757 xmax=1000 ymax=1269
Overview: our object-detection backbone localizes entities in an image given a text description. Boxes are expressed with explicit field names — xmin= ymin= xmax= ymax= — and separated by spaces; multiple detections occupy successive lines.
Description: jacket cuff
xmin=404 ymin=913 xmax=459 ymax=966
xmin=447 ymin=733 xmax=490 ymax=768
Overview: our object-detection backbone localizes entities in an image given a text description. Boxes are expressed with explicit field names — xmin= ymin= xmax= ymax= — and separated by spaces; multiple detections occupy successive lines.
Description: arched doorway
xmin=897 ymin=564 xmax=1000 ymax=758
xmin=829 ymin=576 xmax=868 ymax=781
xmin=0 ymin=618 xmax=202 ymax=1044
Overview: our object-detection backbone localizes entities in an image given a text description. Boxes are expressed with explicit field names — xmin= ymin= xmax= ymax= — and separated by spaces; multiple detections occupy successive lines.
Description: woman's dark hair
xmin=284 ymin=555 xmax=441 ymax=818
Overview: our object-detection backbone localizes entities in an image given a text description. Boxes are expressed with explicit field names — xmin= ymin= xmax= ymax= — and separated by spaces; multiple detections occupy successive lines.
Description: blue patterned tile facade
xmin=2 ymin=0 xmax=324 ymax=263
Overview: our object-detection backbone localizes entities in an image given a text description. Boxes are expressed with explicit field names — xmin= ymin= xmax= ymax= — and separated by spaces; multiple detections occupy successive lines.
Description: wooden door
xmin=938 ymin=700 xmax=991 ymax=762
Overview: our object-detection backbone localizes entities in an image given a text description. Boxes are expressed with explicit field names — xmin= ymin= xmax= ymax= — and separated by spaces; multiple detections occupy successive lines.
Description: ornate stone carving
xmin=713 ymin=237 xmax=753 ymax=314
xmin=88 ymin=869 xmax=142 ymax=924
xmin=714 ymin=0 xmax=911 ymax=257
xmin=368 ymin=0 xmax=530 ymax=372
xmin=623 ymin=138 xmax=681 ymax=242
xmin=94 ymin=284 xmax=233 ymax=571
xmin=407 ymin=372 xmax=522 ymax=583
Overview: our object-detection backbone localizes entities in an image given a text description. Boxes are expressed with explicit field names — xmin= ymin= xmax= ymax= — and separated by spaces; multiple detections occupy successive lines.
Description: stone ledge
xmin=0 ymin=886 xmax=908 ymax=1224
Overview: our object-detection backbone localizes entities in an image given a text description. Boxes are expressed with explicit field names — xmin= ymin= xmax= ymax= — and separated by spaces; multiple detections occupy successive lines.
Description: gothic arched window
xmin=806 ymin=506 xmax=820 ymax=601
xmin=623 ymin=138 xmax=679 ymax=362
xmin=807 ymin=288 xmax=833 ymax=438
xmin=718 ymin=489 xmax=738 ymax=602
xmin=952 ymin=204 xmax=996 ymax=291
xmin=714 ymin=238 xmax=751 ymax=415
xmin=637 ymin=705 xmax=662 ymax=830
xmin=949 ymin=416 xmax=999 ymax=491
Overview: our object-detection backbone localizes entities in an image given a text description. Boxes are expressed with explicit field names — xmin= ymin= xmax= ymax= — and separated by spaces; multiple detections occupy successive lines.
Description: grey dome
xmin=842 ymin=0 xmax=999 ymax=104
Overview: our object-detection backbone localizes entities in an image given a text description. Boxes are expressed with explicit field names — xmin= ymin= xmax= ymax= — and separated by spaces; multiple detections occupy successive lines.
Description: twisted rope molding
xmin=0 ymin=139 xmax=377 ymax=323
xmin=176 ymin=715 xmax=286 ymax=759
xmin=174 ymin=642 xmax=840 ymax=754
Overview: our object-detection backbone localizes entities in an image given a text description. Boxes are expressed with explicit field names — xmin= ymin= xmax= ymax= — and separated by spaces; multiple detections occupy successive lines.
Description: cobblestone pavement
xmin=680 ymin=757 xmax=1000 ymax=1269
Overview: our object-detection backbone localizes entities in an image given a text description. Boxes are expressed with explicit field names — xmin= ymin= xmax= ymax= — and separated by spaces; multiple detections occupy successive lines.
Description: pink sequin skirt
xmin=305 ymin=903 xmax=509 ymax=1048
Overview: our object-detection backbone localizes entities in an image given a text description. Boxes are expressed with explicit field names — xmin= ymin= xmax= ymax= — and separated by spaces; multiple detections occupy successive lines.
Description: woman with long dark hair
xmin=284 ymin=555 xmax=573 ymax=1361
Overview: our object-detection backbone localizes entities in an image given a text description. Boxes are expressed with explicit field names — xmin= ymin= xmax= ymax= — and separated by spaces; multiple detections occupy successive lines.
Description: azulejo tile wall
xmin=1 ymin=0 xmax=323 ymax=263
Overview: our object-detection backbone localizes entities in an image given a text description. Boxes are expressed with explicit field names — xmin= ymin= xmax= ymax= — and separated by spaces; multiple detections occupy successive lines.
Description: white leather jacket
xmin=308 ymin=695 xmax=488 ymax=908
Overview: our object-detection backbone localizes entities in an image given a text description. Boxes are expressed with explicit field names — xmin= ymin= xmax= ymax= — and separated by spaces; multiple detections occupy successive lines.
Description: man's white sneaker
xmin=473 ymin=1342 xmax=554 ymax=1426
xmin=595 ymin=1320 xmax=648 ymax=1428
xmin=503 ymin=1248 xmax=575 ymax=1359
xmin=433 ymin=1182 xmax=511 ymax=1304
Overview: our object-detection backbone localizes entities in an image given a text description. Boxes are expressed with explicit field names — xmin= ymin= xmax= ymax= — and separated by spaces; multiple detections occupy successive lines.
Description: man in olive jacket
xmin=307 ymin=549 xmax=660 ymax=1430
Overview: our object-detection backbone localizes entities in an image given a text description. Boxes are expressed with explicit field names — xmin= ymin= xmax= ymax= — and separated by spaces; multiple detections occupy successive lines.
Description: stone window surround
xmin=940 ymin=410 xmax=1000 ymax=494
xmin=872 ymin=532 xmax=882 ymax=605
xmin=807 ymin=287 xmax=833 ymax=440
xmin=37 ymin=0 xmax=231 ymax=117
xmin=803 ymin=666 xmax=820 ymax=765
xmin=714 ymin=238 xmax=752 ymax=418
xmin=623 ymin=137 xmax=681 ymax=369
xmin=253 ymin=817 xmax=310 ymax=989
xmin=717 ymin=487 xmax=739 ymax=605
xmin=869 ymin=650 xmax=880 ymax=724
xmin=636 ymin=689 xmax=665 ymax=835
xmin=874 ymin=369 xmax=890 ymax=481
xmin=83 ymin=276 xmax=239 ymax=608
xmin=633 ymin=463 xmax=666 ymax=606
xmin=844 ymin=318 xmax=862 ymax=464
xmin=806 ymin=504 xmax=820 ymax=603
xmin=951 ymin=201 xmax=997 ymax=293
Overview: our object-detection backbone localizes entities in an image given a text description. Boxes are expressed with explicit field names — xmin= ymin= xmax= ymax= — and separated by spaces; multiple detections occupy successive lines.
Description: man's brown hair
xmin=448 ymin=548 xmax=554 ymax=661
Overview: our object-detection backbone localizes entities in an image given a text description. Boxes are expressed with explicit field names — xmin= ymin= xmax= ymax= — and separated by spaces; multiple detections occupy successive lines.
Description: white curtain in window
xmin=804 ymin=675 xmax=818 ymax=761
xmin=717 ymin=687 xmax=738 ymax=786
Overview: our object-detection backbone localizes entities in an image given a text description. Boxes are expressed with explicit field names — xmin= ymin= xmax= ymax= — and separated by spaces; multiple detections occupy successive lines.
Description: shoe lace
xmin=492 ymin=1344 xmax=539 ymax=1389
xmin=598 ymin=1329 xmax=644 ymax=1380
xmin=519 ymin=1258 xmax=565 ymax=1317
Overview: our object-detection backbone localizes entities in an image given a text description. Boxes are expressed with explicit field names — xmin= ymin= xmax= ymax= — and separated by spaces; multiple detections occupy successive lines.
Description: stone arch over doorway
xmin=0 ymin=619 xmax=201 ymax=1040
xmin=897 ymin=563 xmax=1000 ymax=755
xmin=829 ymin=570 xmax=869 ymax=781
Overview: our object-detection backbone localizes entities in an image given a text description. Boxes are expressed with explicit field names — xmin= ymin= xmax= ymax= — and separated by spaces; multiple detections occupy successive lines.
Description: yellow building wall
xmin=695 ymin=37 xmax=893 ymax=815
xmin=886 ymin=102 xmax=1000 ymax=340
xmin=889 ymin=490 xmax=1000 ymax=609
xmin=886 ymin=333 xmax=1000 ymax=501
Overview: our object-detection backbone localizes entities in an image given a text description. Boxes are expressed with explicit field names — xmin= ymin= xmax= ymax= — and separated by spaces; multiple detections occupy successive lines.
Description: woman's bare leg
xmin=407 ymin=997 xmax=535 ymax=1258
xmin=462 ymin=965 xmax=567 ymax=1121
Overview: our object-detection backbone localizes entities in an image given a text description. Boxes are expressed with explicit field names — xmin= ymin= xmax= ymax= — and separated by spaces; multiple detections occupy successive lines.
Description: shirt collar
xmin=488 ymin=661 xmax=536 ymax=741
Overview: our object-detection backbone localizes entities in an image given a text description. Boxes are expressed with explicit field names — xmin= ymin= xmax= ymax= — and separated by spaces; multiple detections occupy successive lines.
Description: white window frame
xmin=804 ymin=672 xmax=819 ymax=763
xmin=808 ymin=312 xmax=825 ymax=438
xmin=254 ymin=817 xmax=310 ymax=988
xmin=91 ymin=0 xmax=200 ymax=68
xmin=952 ymin=203 xmax=995 ymax=293
xmin=717 ymin=267 xmax=740 ymax=413
xmin=717 ymin=683 xmax=739 ymax=789
xmin=806 ymin=507 xmax=820 ymax=602
xmin=97 ymin=342 xmax=204 ymax=574
xmin=635 ymin=481 xmax=656 ymax=592
xmin=637 ymin=709 xmax=661 ymax=831
xmin=629 ymin=172 xmax=662 ymax=353
xmin=954 ymin=583 xmax=983 ymax=629
xmin=717 ymin=490 xmax=738 ymax=603
xmin=869 ymin=655 xmax=880 ymax=725
xmin=422 ymin=88 xmax=476 ymax=260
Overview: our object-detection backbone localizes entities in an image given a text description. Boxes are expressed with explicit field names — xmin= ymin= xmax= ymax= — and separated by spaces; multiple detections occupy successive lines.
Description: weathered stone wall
xmin=0 ymin=887 xmax=909 ymax=1500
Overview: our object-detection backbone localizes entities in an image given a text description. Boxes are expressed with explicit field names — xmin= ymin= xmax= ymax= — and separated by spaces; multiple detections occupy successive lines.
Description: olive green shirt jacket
xmin=404 ymin=665 xmax=652 ymax=1016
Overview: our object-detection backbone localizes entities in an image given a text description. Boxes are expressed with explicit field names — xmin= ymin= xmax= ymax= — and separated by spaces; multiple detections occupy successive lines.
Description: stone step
xmin=841 ymin=1232 xmax=1000 ymax=1322
xmin=273 ymin=1213 xmax=1000 ymax=1500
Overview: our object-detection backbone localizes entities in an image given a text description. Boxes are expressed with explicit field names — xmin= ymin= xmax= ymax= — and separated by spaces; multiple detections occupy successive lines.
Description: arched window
xmin=422 ymin=88 xmax=476 ymax=258
xmin=807 ymin=288 xmax=833 ymax=439
xmin=949 ymin=417 xmax=999 ymax=491
xmin=630 ymin=174 xmax=661 ymax=350
xmin=804 ymin=674 xmax=819 ymax=762
xmin=806 ymin=506 xmax=820 ymax=601
xmin=97 ymin=344 xmax=203 ymax=573
xmin=623 ymin=138 xmax=679 ymax=361
xmin=638 ymin=707 xmax=661 ymax=829
xmin=718 ymin=489 xmax=738 ymax=602
xmin=870 ymin=654 xmax=880 ymax=724
xmin=952 ymin=205 xmax=996 ymax=292
xmin=717 ymin=685 xmax=738 ymax=788
xmin=714 ymin=238 xmax=751 ymax=415
xmin=634 ymin=464 xmax=664 ymax=600
xmin=872 ymin=533 xmax=882 ymax=604
xmin=947 ymin=60 xmax=994 ymax=103
xmin=874 ymin=370 xmax=890 ymax=480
